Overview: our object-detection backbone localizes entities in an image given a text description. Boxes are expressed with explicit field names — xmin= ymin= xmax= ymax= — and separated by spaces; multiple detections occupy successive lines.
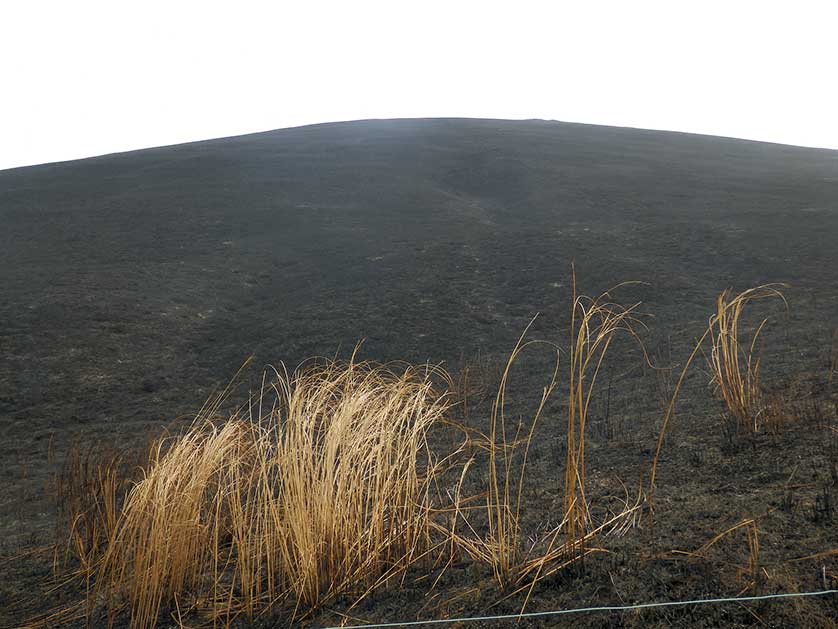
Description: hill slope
xmin=2 ymin=119 xmax=837 ymax=626
xmin=2 ymin=119 xmax=836 ymax=408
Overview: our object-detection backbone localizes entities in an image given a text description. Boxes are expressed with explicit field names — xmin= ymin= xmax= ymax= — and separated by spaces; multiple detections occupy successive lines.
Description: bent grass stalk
xmin=656 ymin=517 xmax=762 ymax=593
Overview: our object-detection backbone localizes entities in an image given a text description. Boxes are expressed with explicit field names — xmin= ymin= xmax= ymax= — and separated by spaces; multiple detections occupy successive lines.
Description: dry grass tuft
xmin=61 ymin=356 xmax=456 ymax=628
xmin=651 ymin=284 xmax=788 ymax=497
xmin=706 ymin=286 xmax=788 ymax=438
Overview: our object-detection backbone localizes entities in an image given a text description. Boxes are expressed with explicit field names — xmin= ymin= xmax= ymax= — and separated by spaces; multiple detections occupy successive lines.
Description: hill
xmin=1 ymin=119 xmax=836 ymax=626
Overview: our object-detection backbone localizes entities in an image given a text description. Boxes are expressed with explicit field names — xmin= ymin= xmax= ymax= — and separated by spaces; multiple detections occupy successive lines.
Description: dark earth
xmin=1 ymin=118 xmax=837 ymax=627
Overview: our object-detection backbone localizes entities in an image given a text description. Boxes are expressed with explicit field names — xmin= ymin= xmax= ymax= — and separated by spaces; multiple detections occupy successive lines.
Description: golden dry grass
xmin=64 ymin=356 xmax=457 ymax=628
xmin=650 ymin=284 xmax=788 ymax=500
xmin=706 ymin=286 xmax=788 ymax=437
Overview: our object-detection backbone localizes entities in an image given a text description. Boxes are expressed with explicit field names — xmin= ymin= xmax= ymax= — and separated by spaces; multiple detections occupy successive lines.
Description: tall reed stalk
xmin=564 ymin=268 xmax=646 ymax=557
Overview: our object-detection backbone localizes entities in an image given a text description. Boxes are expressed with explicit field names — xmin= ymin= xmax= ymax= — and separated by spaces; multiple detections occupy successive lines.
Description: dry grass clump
xmin=452 ymin=273 xmax=647 ymax=607
xmin=651 ymin=284 xmax=788 ymax=496
xmin=69 ymin=357 xmax=455 ymax=628
xmin=706 ymin=286 xmax=788 ymax=438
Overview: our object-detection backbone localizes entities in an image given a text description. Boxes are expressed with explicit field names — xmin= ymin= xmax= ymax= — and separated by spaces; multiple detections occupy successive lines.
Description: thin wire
xmin=321 ymin=589 xmax=837 ymax=628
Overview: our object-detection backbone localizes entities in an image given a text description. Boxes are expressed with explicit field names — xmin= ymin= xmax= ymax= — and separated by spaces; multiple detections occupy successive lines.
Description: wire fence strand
xmin=321 ymin=589 xmax=837 ymax=628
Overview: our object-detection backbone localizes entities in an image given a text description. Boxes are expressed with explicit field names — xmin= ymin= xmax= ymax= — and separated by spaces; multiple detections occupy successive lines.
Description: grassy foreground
xmin=32 ymin=279 xmax=837 ymax=628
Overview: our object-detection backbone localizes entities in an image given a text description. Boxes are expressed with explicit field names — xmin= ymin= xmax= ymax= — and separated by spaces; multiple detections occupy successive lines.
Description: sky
xmin=2 ymin=1 xmax=837 ymax=171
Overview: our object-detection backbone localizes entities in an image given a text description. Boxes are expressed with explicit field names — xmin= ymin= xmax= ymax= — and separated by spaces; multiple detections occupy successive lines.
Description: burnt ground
xmin=0 ymin=118 xmax=837 ymax=627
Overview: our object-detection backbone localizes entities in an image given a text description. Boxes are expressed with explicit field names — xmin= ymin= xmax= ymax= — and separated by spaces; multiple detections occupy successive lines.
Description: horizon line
xmin=3 ymin=116 xmax=837 ymax=173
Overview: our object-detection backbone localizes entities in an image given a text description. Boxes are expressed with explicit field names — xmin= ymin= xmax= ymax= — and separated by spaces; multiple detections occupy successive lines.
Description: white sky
xmin=2 ymin=1 xmax=837 ymax=171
